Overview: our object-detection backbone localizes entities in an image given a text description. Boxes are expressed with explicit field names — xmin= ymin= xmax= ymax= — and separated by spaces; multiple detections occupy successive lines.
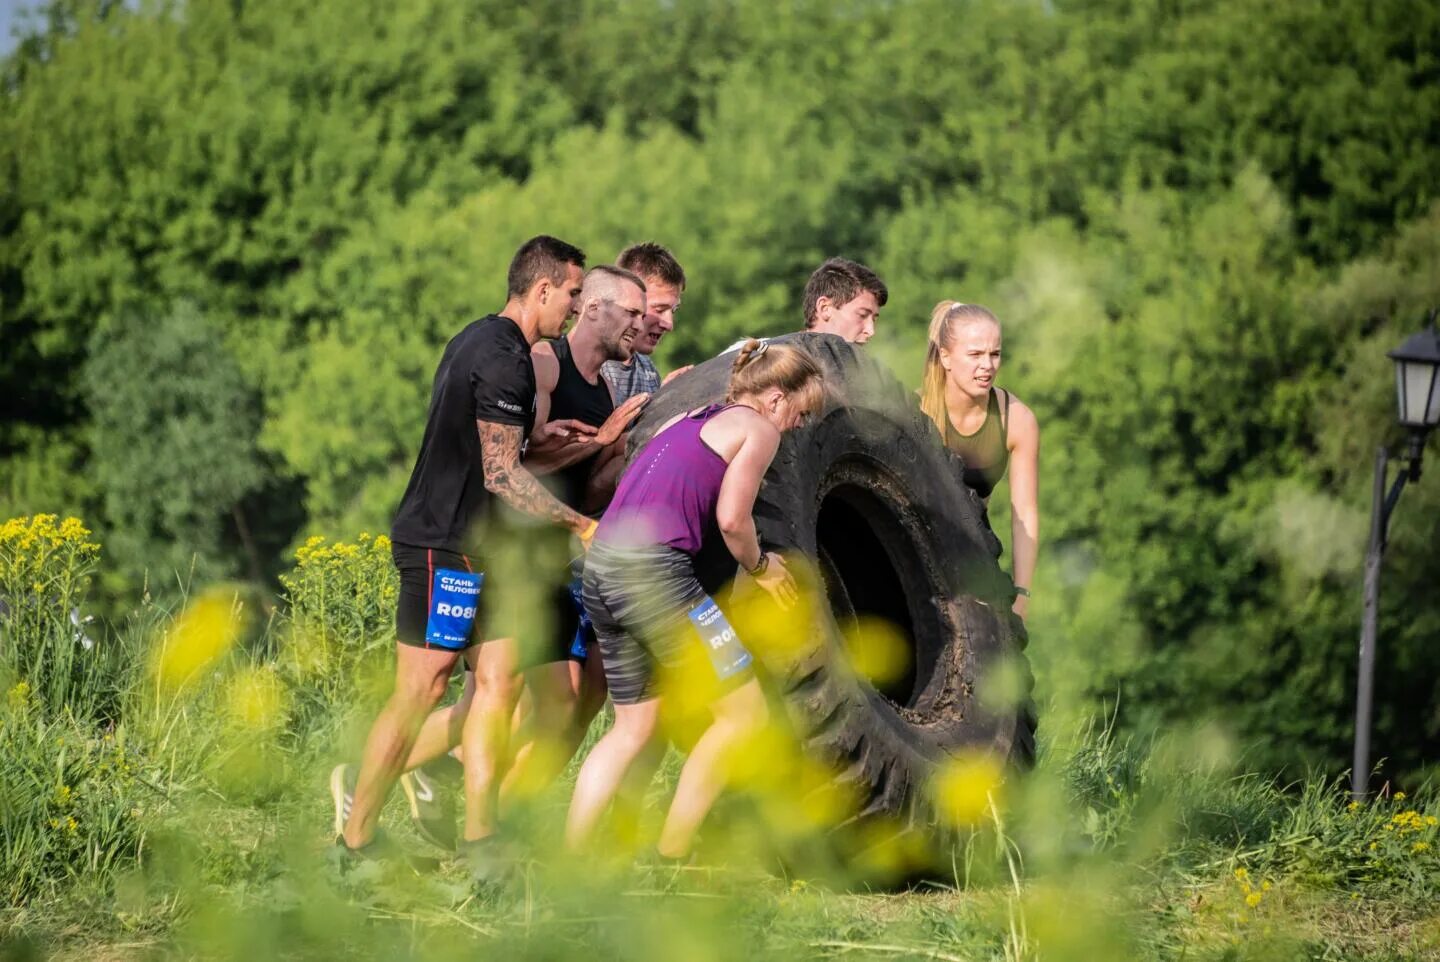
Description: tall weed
xmin=275 ymin=533 xmax=397 ymax=744
xmin=0 ymin=515 xmax=105 ymax=715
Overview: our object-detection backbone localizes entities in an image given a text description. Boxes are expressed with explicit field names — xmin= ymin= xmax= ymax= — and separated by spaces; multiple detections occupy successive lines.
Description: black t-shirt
xmin=391 ymin=315 xmax=536 ymax=554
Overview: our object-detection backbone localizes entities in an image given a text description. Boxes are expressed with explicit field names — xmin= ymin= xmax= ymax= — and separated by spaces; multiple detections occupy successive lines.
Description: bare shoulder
xmin=1002 ymin=392 xmax=1040 ymax=445
xmin=701 ymin=404 xmax=777 ymax=460
xmin=714 ymin=404 xmax=772 ymax=433
xmin=725 ymin=406 xmax=780 ymax=450
xmin=531 ymin=342 xmax=560 ymax=389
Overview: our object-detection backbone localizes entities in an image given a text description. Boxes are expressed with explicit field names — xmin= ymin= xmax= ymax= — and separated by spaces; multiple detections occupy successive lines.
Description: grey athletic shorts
xmin=581 ymin=542 xmax=754 ymax=706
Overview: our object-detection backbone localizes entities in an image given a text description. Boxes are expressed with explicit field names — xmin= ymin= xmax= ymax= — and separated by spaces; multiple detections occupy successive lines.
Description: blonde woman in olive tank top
xmin=919 ymin=302 xmax=1040 ymax=623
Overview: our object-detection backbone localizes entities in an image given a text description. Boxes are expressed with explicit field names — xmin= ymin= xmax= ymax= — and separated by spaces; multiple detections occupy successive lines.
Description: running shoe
xmin=330 ymin=762 xmax=357 ymax=838
xmin=399 ymin=766 xmax=457 ymax=851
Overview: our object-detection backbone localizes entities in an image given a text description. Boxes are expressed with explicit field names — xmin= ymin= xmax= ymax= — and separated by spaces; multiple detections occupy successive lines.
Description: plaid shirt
xmin=601 ymin=353 xmax=661 ymax=404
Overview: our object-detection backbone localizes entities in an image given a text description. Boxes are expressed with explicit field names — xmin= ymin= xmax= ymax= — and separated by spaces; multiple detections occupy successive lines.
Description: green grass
xmin=2 ymin=527 xmax=1438 ymax=961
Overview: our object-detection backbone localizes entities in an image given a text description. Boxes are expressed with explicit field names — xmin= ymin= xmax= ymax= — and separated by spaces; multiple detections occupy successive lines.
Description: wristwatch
xmin=1015 ymin=586 xmax=1031 ymax=598
xmin=747 ymin=553 xmax=769 ymax=577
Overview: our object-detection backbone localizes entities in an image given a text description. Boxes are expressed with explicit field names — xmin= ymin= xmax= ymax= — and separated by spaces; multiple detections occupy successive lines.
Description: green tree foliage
xmin=81 ymin=303 xmax=265 ymax=588
xmin=2 ymin=0 xmax=1437 ymax=775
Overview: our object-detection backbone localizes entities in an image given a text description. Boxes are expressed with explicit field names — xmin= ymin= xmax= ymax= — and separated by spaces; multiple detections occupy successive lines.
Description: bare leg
xmin=511 ymin=680 xmax=535 ymax=738
xmin=656 ymin=678 xmax=769 ymax=859
xmin=610 ymin=736 xmax=667 ymax=846
xmin=403 ymin=669 xmax=475 ymax=771
xmin=565 ymin=699 xmax=660 ymax=850
xmin=574 ymin=648 xmax=609 ymax=733
xmin=461 ymin=637 xmax=521 ymax=841
xmin=342 ymin=644 xmax=458 ymax=848
xmin=500 ymin=660 xmax=579 ymax=801
xmin=506 ymin=645 xmax=612 ymax=801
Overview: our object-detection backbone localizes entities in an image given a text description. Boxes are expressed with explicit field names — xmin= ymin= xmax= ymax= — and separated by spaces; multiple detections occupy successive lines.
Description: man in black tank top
xmin=527 ymin=265 xmax=654 ymax=513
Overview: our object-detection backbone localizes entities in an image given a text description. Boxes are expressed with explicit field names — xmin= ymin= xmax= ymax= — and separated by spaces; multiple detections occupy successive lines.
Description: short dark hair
xmin=802 ymin=257 xmax=888 ymax=326
xmin=616 ymin=242 xmax=686 ymax=291
xmin=506 ymin=235 xmax=587 ymax=299
xmin=583 ymin=264 xmax=647 ymax=296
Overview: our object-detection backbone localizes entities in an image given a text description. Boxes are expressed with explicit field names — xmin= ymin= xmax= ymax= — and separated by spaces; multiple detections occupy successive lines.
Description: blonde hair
xmin=919 ymin=300 xmax=1001 ymax=436
xmin=727 ymin=339 xmax=825 ymax=416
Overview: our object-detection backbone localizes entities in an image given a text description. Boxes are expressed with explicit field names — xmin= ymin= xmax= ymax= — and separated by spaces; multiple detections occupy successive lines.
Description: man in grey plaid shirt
xmin=601 ymin=243 xmax=689 ymax=403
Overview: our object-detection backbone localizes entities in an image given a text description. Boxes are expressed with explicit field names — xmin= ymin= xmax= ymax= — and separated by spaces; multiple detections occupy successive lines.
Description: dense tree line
xmin=3 ymin=0 xmax=1437 ymax=777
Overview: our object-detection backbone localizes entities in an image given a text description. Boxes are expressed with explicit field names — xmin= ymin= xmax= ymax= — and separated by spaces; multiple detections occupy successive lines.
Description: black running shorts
xmin=581 ymin=542 xmax=754 ymax=705
xmin=391 ymin=541 xmax=582 ymax=665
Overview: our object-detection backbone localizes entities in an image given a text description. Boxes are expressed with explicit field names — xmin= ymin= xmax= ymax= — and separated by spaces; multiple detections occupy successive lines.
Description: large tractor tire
xmin=628 ymin=333 xmax=1036 ymax=832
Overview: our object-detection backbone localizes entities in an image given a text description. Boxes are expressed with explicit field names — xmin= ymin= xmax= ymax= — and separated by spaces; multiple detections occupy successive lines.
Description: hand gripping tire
xmin=628 ymin=333 xmax=1036 ymax=832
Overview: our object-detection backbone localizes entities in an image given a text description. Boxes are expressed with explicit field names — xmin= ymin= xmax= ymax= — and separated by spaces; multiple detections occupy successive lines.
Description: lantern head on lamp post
xmin=1388 ymin=314 xmax=1440 ymax=478
xmin=1352 ymin=308 xmax=1440 ymax=801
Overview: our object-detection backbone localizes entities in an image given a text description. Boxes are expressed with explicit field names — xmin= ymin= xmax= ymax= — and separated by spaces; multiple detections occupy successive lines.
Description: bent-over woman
xmin=565 ymin=339 xmax=824 ymax=860
xmin=920 ymin=301 xmax=1040 ymax=622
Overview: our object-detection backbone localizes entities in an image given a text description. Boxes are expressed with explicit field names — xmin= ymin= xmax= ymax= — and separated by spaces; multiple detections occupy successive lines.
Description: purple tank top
xmin=595 ymin=404 xmax=736 ymax=555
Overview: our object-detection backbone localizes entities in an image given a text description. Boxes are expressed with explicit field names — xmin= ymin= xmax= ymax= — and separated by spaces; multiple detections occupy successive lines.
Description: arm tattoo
xmin=477 ymin=420 xmax=588 ymax=531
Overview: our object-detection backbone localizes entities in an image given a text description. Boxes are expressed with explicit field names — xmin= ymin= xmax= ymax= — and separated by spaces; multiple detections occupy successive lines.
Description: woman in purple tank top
xmin=566 ymin=339 xmax=824 ymax=862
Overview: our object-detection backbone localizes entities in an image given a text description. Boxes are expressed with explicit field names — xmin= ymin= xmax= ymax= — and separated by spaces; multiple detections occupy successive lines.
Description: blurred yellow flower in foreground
xmin=224 ymin=665 xmax=286 ymax=731
xmin=932 ymin=751 xmax=1004 ymax=826
xmin=153 ymin=587 xmax=247 ymax=691
xmin=840 ymin=616 xmax=910 ymax=687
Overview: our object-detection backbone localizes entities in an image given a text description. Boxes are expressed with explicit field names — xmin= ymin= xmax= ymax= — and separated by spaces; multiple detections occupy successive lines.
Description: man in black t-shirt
xmin=386 ymin=266 xmax=653 ymax=841
xmin=332 ymin=235 xmax=593 ymax=874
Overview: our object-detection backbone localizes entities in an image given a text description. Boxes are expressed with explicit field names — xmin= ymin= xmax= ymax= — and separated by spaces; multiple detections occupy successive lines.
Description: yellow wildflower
xmin=58 ymin=517 xmax=88 ymax=541
xmin=1245 ymin=892 xmax=1262 ymax=908
xmin=7 ymin=681 xmax=31 ymax=706
xmin=1389 ymin=811 xmax=1424 ymax=834
xmin=1233 ymin=867 xmax=1249 ymax=881
xmin=1413 ymin=842 xmax=1432 ymax=854
xmin=1394 ymin=792 xmax=1406 ymax=801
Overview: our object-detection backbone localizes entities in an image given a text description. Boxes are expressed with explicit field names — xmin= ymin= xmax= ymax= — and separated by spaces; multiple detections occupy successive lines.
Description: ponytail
xmin=727 ymin=338 xmax=825 ymax=414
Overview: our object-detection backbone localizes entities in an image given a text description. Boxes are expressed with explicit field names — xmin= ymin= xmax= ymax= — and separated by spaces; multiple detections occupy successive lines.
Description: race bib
xmin=425 ymin=568 xmax=484 ymax=649
xmin=686 ymin=596 xmax=752 ymax=680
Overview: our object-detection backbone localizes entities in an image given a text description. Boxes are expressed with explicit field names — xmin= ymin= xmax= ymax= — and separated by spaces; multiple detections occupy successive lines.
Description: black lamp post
xmin=1352 ymin=311 xmax=1440 ymax=800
